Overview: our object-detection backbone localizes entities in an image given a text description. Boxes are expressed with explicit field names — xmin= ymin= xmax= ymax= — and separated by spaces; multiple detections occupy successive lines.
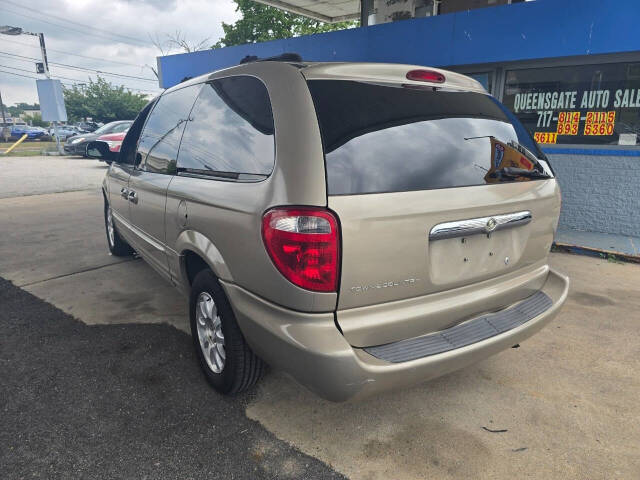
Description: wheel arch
xmin=175 ymin=229 xmax=233 ymax=288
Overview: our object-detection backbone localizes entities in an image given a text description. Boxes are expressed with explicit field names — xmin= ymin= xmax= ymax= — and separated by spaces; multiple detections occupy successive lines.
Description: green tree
xmin=17 ymin=102 xmax=40 ymax=110
xmin=30 ymin=113 xmax=49 ymax=128
xmin=63 ymin=77 xmax=149 ymax=123
xmin=7 ymin=105 xmax=24 ymax=117
xmin=213 ymin=0 xmax=357 ymax=48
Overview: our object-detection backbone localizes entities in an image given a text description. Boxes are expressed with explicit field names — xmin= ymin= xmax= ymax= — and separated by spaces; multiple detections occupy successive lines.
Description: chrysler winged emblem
xmin=485 ymin=217 xmax=498 ymax=233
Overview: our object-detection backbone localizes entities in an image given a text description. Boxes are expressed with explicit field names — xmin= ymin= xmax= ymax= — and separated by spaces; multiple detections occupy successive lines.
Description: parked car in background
xmin=30 ymin=126 xmax=51 ymax=141
xmin=76 ymin=121 xmax=100 ymax=133
xmin=90 ymin=60 xmax=569 ymax=401
xmin=97 ymin=131 xmax=126 ymax=155
xmin=64 ymin=120 xmax=132 ymax=156
xmin=50 ymin=125 xmax=82 ymax=141
xmin=9 ymin=125 xmax=46 ymax=141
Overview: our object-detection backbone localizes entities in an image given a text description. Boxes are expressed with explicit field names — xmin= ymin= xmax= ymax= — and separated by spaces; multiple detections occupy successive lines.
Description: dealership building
xmin=157 ymin=0 xmax=640 ymax=257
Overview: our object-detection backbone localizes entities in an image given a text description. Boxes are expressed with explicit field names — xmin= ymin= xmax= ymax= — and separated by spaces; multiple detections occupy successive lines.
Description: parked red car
xmin=97 ymin=131 xmax=126 ymax=153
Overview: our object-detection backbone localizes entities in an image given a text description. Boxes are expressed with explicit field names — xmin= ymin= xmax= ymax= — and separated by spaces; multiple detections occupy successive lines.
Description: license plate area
xmin=428 ymin=229 xmax=526 ymax=286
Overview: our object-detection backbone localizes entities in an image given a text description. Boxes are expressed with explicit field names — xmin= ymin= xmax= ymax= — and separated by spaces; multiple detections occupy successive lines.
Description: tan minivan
xmin=92 ymin=57 xmax=569 ymax=401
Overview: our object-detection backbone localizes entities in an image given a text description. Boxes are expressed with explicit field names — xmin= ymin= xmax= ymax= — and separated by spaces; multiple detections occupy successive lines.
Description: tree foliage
xmin=63 ymin=77 xmax=149 ymax=122
xmin=30 ymin=113 xmax=48 ymax=128
xmin=4 ymin=102 xmax=39 ymax=117
xmin=213 ymin=0 xmax=357 ymax=48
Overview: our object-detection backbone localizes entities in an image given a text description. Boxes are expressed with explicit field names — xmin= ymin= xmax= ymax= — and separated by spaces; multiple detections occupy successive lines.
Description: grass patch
xmin=1 ymin=141 xmax=65 ymax=156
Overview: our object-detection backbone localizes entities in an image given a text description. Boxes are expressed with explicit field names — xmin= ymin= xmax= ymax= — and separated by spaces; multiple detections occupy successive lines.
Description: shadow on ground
xmin=0 ymin=278 xmax=344 ymax=479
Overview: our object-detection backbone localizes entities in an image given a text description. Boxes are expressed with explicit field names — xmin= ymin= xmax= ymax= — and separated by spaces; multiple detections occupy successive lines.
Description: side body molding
xmin=173 ymin=230 xmax=233 ymax=291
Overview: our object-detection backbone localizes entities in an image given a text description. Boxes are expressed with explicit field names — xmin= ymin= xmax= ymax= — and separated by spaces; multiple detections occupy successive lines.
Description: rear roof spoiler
xmin=239 ymin=52 xmax=303 ymax=64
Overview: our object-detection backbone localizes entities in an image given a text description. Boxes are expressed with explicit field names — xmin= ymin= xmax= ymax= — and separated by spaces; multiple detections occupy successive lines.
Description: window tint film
xmin=177 ymin=76 xmax=274 ymax=177
xmin=307 ymin=80 xmax=549 ymax=196
xmin=138 ymin=85 xmax=200 ymax=174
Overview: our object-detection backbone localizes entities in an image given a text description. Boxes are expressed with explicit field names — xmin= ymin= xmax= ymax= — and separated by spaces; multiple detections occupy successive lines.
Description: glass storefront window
xmin=503 ymin=62 xmax=640 ymax=146
xmin=469 ymin=72 xmax=493 ymax=94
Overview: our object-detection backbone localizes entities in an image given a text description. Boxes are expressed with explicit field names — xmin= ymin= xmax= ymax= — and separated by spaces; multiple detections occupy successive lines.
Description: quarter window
xmin=138 ymin=85 xmax=201 ymax=174
xmin=177 ymin=76 xmax=275 ymax=177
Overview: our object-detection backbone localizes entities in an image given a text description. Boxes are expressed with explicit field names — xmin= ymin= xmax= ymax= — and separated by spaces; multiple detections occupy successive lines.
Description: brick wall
xmin=548 ymin=153 xmax=640 ymax=238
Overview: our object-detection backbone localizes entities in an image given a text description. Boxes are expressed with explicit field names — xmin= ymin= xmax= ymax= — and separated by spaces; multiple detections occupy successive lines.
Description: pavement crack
xmin=17 ymin=258 xmax=139 ymax=287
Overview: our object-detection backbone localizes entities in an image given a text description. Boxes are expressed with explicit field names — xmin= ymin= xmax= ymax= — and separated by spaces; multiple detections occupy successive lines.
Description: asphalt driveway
xmin=0 ymin=277 xmax=343 ymax=479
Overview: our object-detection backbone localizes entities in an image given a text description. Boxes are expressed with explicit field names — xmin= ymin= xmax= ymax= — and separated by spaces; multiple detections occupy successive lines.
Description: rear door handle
xmin=128 ymin=190 xmax=138 ymax=204
xmin=120 ymin=187 xmax=128 ymax=199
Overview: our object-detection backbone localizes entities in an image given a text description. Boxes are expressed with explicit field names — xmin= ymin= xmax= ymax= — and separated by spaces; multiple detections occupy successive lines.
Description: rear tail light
xmin=406 ymin=69 xmax=446 ymax=83
xmin=262 ymin=207 xmax=340 ymax=292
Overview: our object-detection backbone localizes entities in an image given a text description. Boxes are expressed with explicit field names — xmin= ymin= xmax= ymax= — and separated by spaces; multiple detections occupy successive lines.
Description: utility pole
xmin=0 ymin=26 xmax=63 ymax=153
xmin=37 ymin=33 xmax=50 ymax=78
xmin=0 ymin=87 xmax=8 ymax=142
xmin=35 ymin=32 xmax=63 ymax=154
xmin=0 ymin=88 xmax=6 ymax=124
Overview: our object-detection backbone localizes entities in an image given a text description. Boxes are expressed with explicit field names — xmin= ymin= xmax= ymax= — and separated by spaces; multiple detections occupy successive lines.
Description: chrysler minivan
xmin=90 ymin=58 xmax=569 ymax=401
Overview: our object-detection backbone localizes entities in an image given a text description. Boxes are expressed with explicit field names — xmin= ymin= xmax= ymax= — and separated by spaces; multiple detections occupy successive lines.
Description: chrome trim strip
xmin=112 ymin=210 xmax=166 ymax=252
xmin=429 ymin=211 xmax=532 ymax=241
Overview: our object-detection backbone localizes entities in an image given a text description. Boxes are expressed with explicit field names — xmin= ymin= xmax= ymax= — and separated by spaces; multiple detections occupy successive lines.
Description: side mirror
xmin=86 ymin=141 xmax=117 ymax=164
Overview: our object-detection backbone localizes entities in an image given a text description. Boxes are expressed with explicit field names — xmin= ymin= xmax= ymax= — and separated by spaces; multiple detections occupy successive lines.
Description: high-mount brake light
xmin=262 ymin=207 xmax=340 ymax=292
xmin=406 ymin=69 xmax=446 ymax=83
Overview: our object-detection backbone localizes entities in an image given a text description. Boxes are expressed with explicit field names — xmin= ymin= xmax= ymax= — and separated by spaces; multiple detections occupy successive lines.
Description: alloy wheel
xmin=195 ymin=292 xmax=226 ymax=373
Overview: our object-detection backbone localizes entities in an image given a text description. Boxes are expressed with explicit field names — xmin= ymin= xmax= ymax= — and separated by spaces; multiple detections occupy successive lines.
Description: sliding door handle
xmin=128 ymin=190 xmax=138 ymax=204
xmin=120 ymin=187 xmax=128 ymax=199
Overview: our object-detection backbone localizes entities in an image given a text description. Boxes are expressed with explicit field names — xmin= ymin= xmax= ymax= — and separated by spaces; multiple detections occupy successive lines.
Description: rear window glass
xmin=307 ymin=80 xmax=548 ymax=195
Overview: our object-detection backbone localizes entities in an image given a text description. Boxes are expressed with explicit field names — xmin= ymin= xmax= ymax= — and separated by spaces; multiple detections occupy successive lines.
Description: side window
xmin=112 ymin=122 xmax=131 ymax=133
xmin=137 ymin=85 xmax=201 ymax=175
xmin=177 ymin=76 xmax=274 ymax=177
xmin=118 ymin=99 xmax=157 ymax=166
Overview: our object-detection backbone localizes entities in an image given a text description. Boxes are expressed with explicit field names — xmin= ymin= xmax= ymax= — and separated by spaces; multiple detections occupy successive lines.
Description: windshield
xmin=307 ymin=80 xmax=552 ymax=196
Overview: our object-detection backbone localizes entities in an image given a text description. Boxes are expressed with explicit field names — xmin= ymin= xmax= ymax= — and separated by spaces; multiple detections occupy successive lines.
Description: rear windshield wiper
xmin=177 ymin=167 xmax=239 ymax=179
xmin=176 ymin=167 xmax=268 ymax=182
xmin=494 ymin=167 xmax=552 ymax=179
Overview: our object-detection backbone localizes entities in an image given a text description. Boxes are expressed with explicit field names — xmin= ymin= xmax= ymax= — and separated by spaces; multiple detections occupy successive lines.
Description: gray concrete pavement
xmin=0 ymin=155 xmax=107 ymax=199
xmin=247 ymin=253 xmax=640 ymax=480
xmin=1 ymin=155 xmax=639 ymax=479
xmin=0 ymin=189 xmax=121 ymax=286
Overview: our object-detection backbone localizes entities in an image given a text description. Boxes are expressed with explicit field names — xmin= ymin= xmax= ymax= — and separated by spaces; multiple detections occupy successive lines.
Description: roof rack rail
xmin=239 ymin=52 xmax=303 ymax=65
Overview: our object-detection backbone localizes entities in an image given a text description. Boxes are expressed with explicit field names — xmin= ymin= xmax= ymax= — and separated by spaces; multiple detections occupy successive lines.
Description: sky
xmin=0 ymin=0 xmax=240 ymax=106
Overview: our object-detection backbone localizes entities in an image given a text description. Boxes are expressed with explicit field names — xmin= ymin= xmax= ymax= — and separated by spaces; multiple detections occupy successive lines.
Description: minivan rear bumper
xmin=222 ymin=268 xmax=569 ymax=402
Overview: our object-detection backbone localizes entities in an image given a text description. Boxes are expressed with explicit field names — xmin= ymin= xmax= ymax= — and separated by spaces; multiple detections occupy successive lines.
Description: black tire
xmin=104 ymin=199 xmax=134 ymax=256
xmin=190 ymin=269 xmax=265 ymax=395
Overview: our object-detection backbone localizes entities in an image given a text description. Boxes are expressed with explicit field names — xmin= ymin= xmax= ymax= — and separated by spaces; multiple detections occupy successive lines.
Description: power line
xmin=0 ymin=50 xmax=157 ymax=82
xmin=0 ymin=5 xmax=151 ymax=48
xmin=0 ymin=67 xmax=40 ymax=79
xmin=0 ymin=67 xmax=71 ymax=87
xmin=0 ymin=50 xmax=43 ymax=62
xmin=0 ymin=36 xmax=150 ymax=68
xmin=50 ymin=63 xmax=157 ymax=82
xmin=0 ymin=0 xmax=152 ymax=47
xmin=0 ymin=62 xmax=159 ymax=94
xmin=0 ymin=62 xmax=38 ymax=74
